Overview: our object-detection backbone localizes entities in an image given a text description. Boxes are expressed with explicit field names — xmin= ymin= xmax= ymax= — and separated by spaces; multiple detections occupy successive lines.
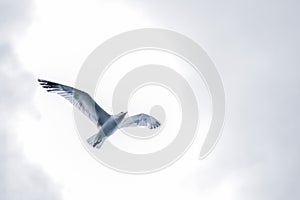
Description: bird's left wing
xmin=119 ymin=113 xmax=161 ymax=129
xmin=38 ymin=79 xmax=111 ymax=127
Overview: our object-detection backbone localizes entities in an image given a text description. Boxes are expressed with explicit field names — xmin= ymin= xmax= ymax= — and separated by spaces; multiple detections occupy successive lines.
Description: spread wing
xmin=119 ymin=113 xmax=161 ymax=129
xmin=38 ymin=79 xmax=111 ymax=127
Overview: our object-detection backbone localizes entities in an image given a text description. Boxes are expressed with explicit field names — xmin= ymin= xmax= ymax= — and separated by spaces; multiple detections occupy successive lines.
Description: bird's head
xmin=114 ymin=111 xmax=127 ymax=123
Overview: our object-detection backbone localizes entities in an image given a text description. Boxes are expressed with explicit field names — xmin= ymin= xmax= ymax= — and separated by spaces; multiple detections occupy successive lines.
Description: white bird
xmin=38 ymin=79 xmax=161 ymax=149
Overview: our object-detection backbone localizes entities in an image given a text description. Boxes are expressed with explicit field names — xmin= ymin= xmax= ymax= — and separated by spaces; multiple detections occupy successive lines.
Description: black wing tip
xmin=149 ymin=121 xmax=161 ymax=129
xmin=38 ymin=78 xmax=55 ymax=84
xmin=37 ymin=78 xmax=60 ymax=91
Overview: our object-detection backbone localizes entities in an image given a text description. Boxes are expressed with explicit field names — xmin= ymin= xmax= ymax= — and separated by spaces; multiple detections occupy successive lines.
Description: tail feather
xmin=87 ymin=133 xmax=106 ymax=149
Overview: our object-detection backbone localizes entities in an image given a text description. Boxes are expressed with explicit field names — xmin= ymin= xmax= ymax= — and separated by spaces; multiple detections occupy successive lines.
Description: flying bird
xmin=38 ymin=79 xmax=161 ymax=149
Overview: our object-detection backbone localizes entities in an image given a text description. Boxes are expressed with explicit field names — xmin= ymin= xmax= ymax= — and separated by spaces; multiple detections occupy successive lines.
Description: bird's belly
xmin=101 ymin=117 xmax=119 ymax=137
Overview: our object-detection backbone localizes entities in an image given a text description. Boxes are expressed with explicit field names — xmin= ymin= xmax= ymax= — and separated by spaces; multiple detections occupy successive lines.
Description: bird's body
xmin=38 ymin=79 xmax=161 ymax=149
xmin=102 ymin=113 xmax=126 ymax=137
xmin=87 ymin=112 xmax=127 ymax=148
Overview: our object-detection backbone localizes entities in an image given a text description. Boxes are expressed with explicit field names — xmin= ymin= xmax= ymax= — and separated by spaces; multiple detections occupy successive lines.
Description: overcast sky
xmin=0 ymin=0 xmax=62 ymax=199
xmin=1 ymin=0 xmax=300 ymax=200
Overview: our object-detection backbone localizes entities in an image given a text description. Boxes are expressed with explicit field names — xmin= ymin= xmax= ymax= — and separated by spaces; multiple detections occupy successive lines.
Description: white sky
xmin=15 ymin=1 xmax=214 ymax=200
xmin=7 ymin=0 xmax=300 ymax=200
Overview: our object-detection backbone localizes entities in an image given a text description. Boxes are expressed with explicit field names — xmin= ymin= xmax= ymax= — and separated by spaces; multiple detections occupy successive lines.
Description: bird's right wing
xmin=119 ymin=113 xmax=161 ymax=129
xmin=38 ymin=79 xmax=111 ymax=127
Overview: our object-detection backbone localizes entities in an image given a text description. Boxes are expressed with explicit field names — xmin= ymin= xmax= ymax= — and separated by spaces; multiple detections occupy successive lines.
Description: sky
xmin=1 ymin=0 xmax=300 ymax=200
xmin=0 ymin=0 xmax=62 ymax=199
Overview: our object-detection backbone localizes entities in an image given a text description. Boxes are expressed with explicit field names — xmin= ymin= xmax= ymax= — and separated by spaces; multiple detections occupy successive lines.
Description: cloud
xmin=1 ymin=1 xmax=299 ymax=199
xmin=0 ymin=0 xmax=62 ymax=199
xmin=129 ymin=0 xmax=300 ymax=199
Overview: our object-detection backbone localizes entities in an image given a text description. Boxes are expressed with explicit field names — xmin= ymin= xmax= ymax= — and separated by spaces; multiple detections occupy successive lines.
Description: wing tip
xmin=37 ymin=78 xmax=60 ymax=92
xmin=149 ymin=120 xmax=161 ymax=129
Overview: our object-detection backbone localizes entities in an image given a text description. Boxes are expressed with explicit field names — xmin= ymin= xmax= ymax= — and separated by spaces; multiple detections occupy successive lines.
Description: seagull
xmin=38 ymin=79 xmax=161 ymax=149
